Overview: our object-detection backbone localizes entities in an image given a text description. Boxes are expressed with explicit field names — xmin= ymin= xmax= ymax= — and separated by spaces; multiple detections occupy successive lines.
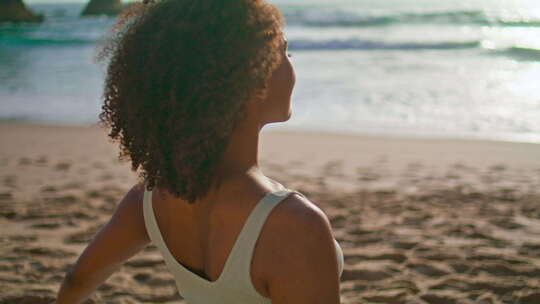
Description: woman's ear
xmin=251 ymin=86 xmax=268 ymax=103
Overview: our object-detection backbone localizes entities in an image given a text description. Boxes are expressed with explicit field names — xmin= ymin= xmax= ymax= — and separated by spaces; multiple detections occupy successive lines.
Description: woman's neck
xmin=215 ymin=119 xmax=262 ymax=179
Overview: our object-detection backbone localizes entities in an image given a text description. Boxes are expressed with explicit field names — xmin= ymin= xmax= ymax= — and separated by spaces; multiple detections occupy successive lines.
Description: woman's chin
xmin=277 ymin=109 xmax=292 ymax=123
xmin=284 ymin=108 xmax=292 ymax=121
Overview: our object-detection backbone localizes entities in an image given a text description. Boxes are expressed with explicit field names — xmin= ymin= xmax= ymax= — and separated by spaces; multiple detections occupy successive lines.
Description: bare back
xmin=150 ymin=173 xmax=287 ymax=298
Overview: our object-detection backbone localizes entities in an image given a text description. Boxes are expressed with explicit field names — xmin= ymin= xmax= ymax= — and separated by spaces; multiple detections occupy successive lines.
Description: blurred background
xmin=1 ymin=0 xmax=539 ymax=143
xmin=2 ymin=1 xmax=540 ymax=303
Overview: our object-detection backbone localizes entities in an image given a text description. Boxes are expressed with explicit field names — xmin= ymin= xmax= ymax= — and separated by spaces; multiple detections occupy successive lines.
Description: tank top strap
xmin=221 ymin=189 xmax=302 ymax=289
xmin=142 ymin=188 xmax=186 ymax=272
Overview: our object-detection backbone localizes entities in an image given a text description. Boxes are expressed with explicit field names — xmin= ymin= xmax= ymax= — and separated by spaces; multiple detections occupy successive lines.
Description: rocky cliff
xmin=81 ymin=0 xmax=123 ymax=16
xmin=0 ymin=0 xmax=43 ymax=23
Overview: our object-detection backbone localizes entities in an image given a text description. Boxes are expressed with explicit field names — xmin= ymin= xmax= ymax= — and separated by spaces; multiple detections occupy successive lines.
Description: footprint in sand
xmin=329 ymin=220 xmax=347 ymax=233
xmin=322 ymin=160 xmax=345 ymax=178
xmin=136 ymin=274 xmax=175 ymax=287
xmin=64 ymin=224 xmax=104 ymax=244
xmin=517 ymin=291 xmax=540 ymax=304
xmin=428 ymin=278 xmax=470 ymax=292
xmin=134 ymin=289 xmax=183 ymax=303
xmin=35 ymin=156 xmax=48 ymax=166
xmin=0 ymin=295 xmax=56 ymax=304
xmin=62 ymin=182 xmax=82 ymax=190
xmin=31 ymin=221 xmax=61 ymax=229
xmin=0 ymin=192 xmax=12 ymax=200
xmin=0 ymin=234 xmax=38 ymax=246
xmin=125 ymin=257 xmax=165 ymax=268
xmin=18 ymin=157 xmax=32 ymax=166
xmin=133 ymin=272 xmax=152 ymax=283
xmin=341 ymin=265 xmax=397 ymax=282
xmin=3 ymin=175 xmax=16 ymax=187
xmin=407 ymin=262 xmax=449 ymax=277
xmin=415 ymin=251 xmax=462 ymax=262
xmin=489 ymin=164 xmax=507 ymax=172
xmin=40 ymin=185 xmax=57 ymax=193
xmin=361 ymin=290 xmax=407 ymax=304
xmin=519 ymin=242 xmax=540 ymax=257
xmin=488 ymin=217 xmax=524 ymax=230
xmin=472 ymin=262 xmax=540 ymax=278
xmin=391 ymin=240 xmax=419 ymax=250
xmin=54 ymin=161 xmax=72 ymax=171
xmin=357 ymin=170 xmax=380 ymax=182
xmin=420 ymin=292 xmax=461 ymax=304
xmin=13 ymin=246 xmax=76 ymax=258
xmin=345 ymin=252 xmax=407 ymax=265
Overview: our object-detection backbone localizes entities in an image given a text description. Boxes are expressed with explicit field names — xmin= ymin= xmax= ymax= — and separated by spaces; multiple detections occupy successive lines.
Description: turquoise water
xmin=1 ymin=1 xmax=540 ymax=143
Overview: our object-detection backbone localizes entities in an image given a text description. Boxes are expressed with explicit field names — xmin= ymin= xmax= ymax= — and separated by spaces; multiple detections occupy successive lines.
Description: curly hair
xmin=98 ymin=0 xmax=285 ymax=203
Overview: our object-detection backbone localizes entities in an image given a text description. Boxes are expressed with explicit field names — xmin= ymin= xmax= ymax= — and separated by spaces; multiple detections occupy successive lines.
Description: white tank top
xmin=143 ymin=188 xmax=344 ymax=303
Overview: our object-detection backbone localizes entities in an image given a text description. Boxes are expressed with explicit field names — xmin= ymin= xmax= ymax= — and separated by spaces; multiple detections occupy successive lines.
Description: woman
xmin=56 ymin=0 xmax=343 ymax=303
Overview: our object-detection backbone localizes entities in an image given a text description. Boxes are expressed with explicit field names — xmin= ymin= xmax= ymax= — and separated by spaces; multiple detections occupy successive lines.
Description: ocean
xmin=1 ymin=0 xmax=540 ymax=143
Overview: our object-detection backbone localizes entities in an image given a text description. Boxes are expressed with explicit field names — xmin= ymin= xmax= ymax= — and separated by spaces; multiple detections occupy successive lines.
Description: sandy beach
xmin=1 ymin=122 xmax=539 ymax=304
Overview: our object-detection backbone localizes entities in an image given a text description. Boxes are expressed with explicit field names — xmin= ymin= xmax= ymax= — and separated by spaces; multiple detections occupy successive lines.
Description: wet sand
xmin=1 ymin=122 xmax=539 ymax=303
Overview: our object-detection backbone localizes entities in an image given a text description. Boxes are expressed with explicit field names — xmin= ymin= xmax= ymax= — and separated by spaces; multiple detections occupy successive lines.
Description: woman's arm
xmin=56 ymin=183 xmax=151 ymax=304
xmin=266 ymin=194 xmax=342 ymax=304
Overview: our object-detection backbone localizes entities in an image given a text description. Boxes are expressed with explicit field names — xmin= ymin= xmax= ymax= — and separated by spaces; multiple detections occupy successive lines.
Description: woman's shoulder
xmin=266 ymin=189 xmax=333 ymax=240
xmin=226 ymin=172 xmax=330 ymax=225
xmin=257 ymin=187 xmax=340 ymax=298
xmin=216 ymin=173 xmax=333 ymax=240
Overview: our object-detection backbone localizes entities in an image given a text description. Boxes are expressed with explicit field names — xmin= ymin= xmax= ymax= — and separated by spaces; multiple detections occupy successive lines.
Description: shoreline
xmin=2 ymin=119 xmax=540 ymax=145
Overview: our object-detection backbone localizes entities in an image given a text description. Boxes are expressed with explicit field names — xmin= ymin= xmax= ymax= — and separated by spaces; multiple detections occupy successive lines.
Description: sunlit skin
xmin=56 ymin=36 xmax=342 ymax=304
